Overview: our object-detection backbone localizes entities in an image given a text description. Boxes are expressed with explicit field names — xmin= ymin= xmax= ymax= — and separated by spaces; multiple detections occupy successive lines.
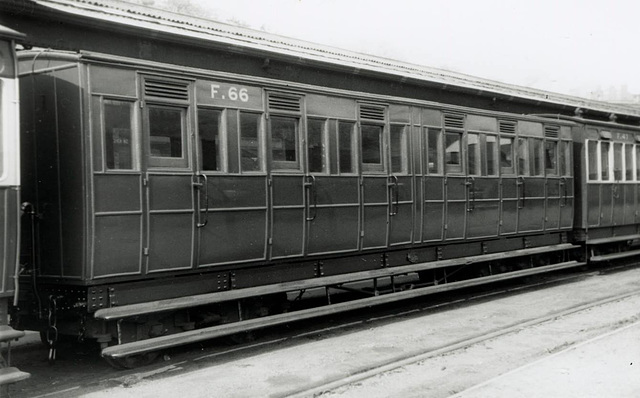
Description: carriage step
xmin=95 ymin=243 xmax=579 ymax=321
xmin=590 ymin=248 xmax=640 ymax=263
xmin=101 ymin=260 xmax=584 ymax=360
xmin=0 ymin=367 xmax=30 ymax=386
xmin=0 ymin=326 xmax=25 ymax=343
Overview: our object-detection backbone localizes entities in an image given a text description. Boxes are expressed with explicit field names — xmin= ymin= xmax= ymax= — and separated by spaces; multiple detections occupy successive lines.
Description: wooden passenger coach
xmin=3 ymin=0 xmax=640 ymax=366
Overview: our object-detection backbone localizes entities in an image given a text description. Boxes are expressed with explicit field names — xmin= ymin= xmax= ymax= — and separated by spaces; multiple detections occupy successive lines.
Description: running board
xmin=590 ymin=248 xmax=640 ymax=263
xmin=101 ymin=260 xmax=584 ymax=359
xmin=95 ymin=243 xmax=579 ymax=321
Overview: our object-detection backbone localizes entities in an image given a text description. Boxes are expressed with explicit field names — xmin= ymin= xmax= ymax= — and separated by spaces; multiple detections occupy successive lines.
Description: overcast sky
xmin=191 ymin=0 xmax=640 ymax=99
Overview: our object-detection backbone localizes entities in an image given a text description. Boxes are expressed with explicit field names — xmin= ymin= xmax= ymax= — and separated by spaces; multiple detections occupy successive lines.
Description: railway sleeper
xmin=97 ymin=252 xmax=584 ymax=368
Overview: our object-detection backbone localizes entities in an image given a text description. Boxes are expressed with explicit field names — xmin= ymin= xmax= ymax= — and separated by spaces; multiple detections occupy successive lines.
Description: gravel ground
xmin=70 ymin=266 xmax=640 ymax=398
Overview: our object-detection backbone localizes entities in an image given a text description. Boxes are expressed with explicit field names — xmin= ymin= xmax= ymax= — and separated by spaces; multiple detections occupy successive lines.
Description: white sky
xmin=191 ymin=0 xmax=640 ymax=99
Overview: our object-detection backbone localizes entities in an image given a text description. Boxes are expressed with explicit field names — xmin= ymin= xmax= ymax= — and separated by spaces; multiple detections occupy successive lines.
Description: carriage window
xmin=338 ymin=122 xmax=356 ymax=174
xmin=625 ymin=144 xmax=634 ymax=181
xmin=517 ymin=138 xmax=529 ymax=176
xmin=587 ymin=140 xmax=598 ymax=181
xmin=486 ymin=135 xmax=498 ymax=176
xmin=531 ymin=138 xmax=544 ymax=176
xmin=240 ymin=112 xmax=262 ymax=172
xmin=308 ymin=119 xmax=326 ymax=173
xmin=636 ymin=145 xmax=640 ymax=182
xmin=148 ymin=105 xmax=188 ymax=168
xmin=445 ymin=132 xmax=463 ymax=174
xmin=559 ymin=141 xmax=571 ymax=176
xmin=427 ymin=128 xmax=442 ymax=175
xmin=600 ymin=141 xmax=611 ymax=181
xmin=198 ymin=108 xmax=222 ymax=171
xmin=613 ymin=142 xmax=623 ymax=181
xmin=545 ymin=141 xmax=557 ymax=175
xmin=104 ymin=99 xmax=135 ymax=170
xmin=467 ymin=133 xmax=480 ymax=176
xmin=500 ymin=137 xmax=514 ymax=175
xmin=390 ymin=125 xmax=408 ymax=174
xmin=361 ymin=124 xmax=384 ymax=172
xmin=270 ymin=116 xmax=299 ymax=170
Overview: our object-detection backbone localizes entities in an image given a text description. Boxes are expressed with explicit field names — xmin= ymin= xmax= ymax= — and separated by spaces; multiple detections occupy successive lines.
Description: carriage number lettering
xmin=210 ymin=84 xmax=250 ymax=102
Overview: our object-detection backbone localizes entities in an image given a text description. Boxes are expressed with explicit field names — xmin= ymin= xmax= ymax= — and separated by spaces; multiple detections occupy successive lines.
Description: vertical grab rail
xmin=304 ymin=175 xmax=317 ymax=221
xmin=517 ymin=176 xmax=526 ymax=209
xmin=388 ymin=175 xmax=399 ymax=216
xmin=465 ymin=176 xmax=476 ymax=212
xmin=560 ymin=176 xmax=568 ymax=207
xmin=193 ymin=173 xmax=209 ymax=228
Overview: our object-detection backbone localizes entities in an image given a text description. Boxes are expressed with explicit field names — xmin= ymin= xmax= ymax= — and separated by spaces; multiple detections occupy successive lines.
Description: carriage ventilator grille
xmin=268 ymin=93 xmax=302 ymax=113
xmin=359 ymin=105 xmax=386 ymax=121
xmin=144 ymin=79 xmax=189 ymax=100
xmin=444 ymin=114 xmax=465 ymax=129
xmin=544 ymin=126 xmax=560 ymax=138
xmin=499 ymin=121 xmax=517 ymax=135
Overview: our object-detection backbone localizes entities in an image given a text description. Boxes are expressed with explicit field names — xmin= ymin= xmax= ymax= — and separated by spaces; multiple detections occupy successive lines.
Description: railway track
xmin=286 ymin=272 xmax=640 ymax=397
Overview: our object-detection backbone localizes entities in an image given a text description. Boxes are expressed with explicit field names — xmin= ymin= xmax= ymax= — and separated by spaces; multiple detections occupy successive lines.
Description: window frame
xmin=197 ymin=106 xmax=227 ymax=173
xmin=269 ymin=114 xmax=302 ymax=172
xmin=238 ymin=111 xmax=265 ymax=174
xmin=145 ymin=103 xmax=190 ymax=169
xmin=360 ymin=122 xmax=386 ymax=174
xmin=100 ymin=97 xmax=139 ymax=172
xmin=338 ymin=120 xmax=358 ymax=175
xmin=307 ymin=118 xmax=329 ymax=174
xmin=390 ymin=124 xmax=409 ymax=175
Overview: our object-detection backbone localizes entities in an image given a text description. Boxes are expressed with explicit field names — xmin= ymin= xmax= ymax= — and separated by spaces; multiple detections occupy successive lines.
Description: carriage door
xmin=141 ymin=76 xmax=196 ymax=272
xmin=516 ymin=122 xmax=546 ymax=233
xmin=388 ymin=106 xmax=413 ymax=246
xmin=464 ymin=116 xmax=500 ymax=239
xmin=443 ymin=114 xmax=466 ymax=240
xmin=543 ymin=126 xmax=562 ymax=231
xmin=360 ymin=104 xmax=390 ymax=249
xmin=267 ymin=92 xmax=306 ymax=259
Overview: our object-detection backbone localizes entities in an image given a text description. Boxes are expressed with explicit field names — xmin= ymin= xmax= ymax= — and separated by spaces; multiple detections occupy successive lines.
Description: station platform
xmin=455 ymin=321 xmax=640 ymax=398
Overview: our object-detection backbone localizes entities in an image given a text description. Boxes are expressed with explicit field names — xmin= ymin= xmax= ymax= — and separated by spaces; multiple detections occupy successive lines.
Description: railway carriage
xmin=3 ymin=0 xmax=640 ymax=368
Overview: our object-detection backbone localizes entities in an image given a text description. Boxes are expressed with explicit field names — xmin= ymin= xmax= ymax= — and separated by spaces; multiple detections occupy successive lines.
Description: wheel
xmin=103 ymin=351 xmax=161 ymax=369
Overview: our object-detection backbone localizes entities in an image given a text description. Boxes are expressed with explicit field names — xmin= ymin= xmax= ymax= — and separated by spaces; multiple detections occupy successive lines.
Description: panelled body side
xmin=18 ymin=53 xmax=574 ymax=290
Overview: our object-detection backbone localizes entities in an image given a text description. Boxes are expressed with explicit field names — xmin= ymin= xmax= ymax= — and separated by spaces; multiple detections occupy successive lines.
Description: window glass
xmin=338 ymin=122 xmax=356 ymax=174
xmin=636 ymin=145 xmax=640 ymax=182
xmin=427 ymin=128 xmax=441 ymax=175
xmin=307 ymin=119 xmax=326 ymax=173
xmin=467 ymin=133 xmax=480 ymax=176
xmin=545 ymin=141 xmax=557 ymax=175
xmin=625 ymin=144 xmax=634 ymax=181
xmin=361 ymin=124 xmax=384 ymax=172
xmin=445 ymin=132 xmax=463 ymax=174
xmin=198 ymin=108 xmax=222 ymax=171
xmin=517 ymin=138 xmax=529 ymax=176
xmin=104 ymin=100 xmax=134 ymax=170
xmin=531 ymin=138 xmax=544 ymax=176
xmin=601 ymin=141 xmax=610 ymax=181
xmin=390 ymin=125 xmax=408 ymax=174
xmin=148 ymin=105 xmax=187 ymax=168
xmin=486 ymin=135 xmax=498 ymax=176
xmin=559 ymin=141 xmax=570 ymax=176
xmin=500 ymin=137 xmax=514 ymax=175
xmin=613 ymin=142 xmax=623 ymax=181
xmin=587 ymin=140 xmax=598 ymax=181
xmin=270 ymin=116 xmax=299 ymax=169
xmin=240 ymin=112 xmax=262 ymax=172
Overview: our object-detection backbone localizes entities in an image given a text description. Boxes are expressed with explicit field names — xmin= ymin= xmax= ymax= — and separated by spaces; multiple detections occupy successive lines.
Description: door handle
xmin=388 ymin=175 xmax=399 ymax=216
xmin=517 ymin=176 xmax=526 ymax=209
xmin=193 ymin=173 xmax=209 ymax=228
xmin=304 ymin=175 xmax=317 ymax=221
xmin=465 ymin=176 xmax=475 ymax=212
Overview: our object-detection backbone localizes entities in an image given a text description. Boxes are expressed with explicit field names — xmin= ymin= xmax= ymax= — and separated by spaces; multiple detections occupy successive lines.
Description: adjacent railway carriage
xmin=0 ymin=23 xmax=29 ymax=386
xmin=3 ymin=0 xmax=640 ymax=368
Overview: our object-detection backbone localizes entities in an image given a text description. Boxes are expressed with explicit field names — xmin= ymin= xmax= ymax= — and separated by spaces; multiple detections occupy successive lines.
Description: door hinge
xmin=143 ymin=247 xmax=149 ymax=256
